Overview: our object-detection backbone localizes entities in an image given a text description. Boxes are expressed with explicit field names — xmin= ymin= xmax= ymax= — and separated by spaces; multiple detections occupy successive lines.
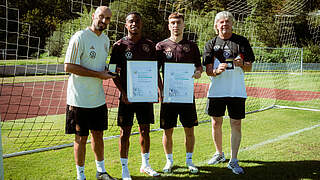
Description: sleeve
xmin=109 ymin=42 xmax=121 ymax=67
xmin=192 ymin=42 xmax=202 ymax=68
xmin=202 ymin=39 xmax=215 ymax=66
xmin=241 ymin=38 xmax=255 ymax=63
xmin=155 ymin=42 xmax=165 ymax=71
xmin=64 ymin=34 xmax=82 ymax=65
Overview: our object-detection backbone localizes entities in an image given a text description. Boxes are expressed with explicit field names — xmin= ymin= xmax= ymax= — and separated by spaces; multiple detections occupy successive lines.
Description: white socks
xmin=95 ymin=160 xmax=106 ymax=173
xmin=120 ymin=158 xmax=131 ymax=179
xmin=186 ymin=152 xmax=193 ymax=165
xmin=141 ymin=152 xmax=150 ymax=168
xmin=76 ymin=165 xmax=86 ymax=180
xmin=166 ymin=153 xmax=173 ymax=165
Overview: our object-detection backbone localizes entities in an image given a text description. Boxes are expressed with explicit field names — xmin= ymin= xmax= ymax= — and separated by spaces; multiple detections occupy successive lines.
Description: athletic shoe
xmin=140 ymin=166 xmax=160 ymax=177
xmin=96 ymin=171 xmax=117 ymax=180
xmin=163 ymin=161 xmax=173 ymax=173
xmin=227 ymin=159 xmax=244 ymax=174
xmin=208 ymin=152 xmax=226 ymax=165
xmin=186 ymin=162 xmax=198 ymax=174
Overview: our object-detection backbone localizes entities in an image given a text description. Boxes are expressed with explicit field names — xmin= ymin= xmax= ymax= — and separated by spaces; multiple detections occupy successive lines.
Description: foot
xmin=227 ymin=159 xmax=244 ymax=174
xmin=96 ymin=171 xmax=116 ymax=180
xmin=163 ymin=161 xmax=173 ymax=173
xmin=208 ymin=152 xmax=226 ymax=165
xmin=186 ymin=162 xmax=198 ymax=174
xmin=140 ymin=166 xmax=160 ymax=177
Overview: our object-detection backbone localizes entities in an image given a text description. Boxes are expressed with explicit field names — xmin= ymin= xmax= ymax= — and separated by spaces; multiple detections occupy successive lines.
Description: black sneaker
xmin=96 ymin=171 xmax=117 ymax=180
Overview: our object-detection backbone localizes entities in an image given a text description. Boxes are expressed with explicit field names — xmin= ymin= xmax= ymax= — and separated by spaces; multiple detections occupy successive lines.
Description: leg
xmin=91 ymin=130 xmax=104 ymax=161
xmin=119 ymin=126 xmax=132 ymax=158
xmin=211 ymin=116 xmax=223 ymax=154
xmin=74 ymin=134 xmax=88 ymax=166
xmin=139 ymin=124 xmax=150 ymax=154
xmin=74 ymin=134 xmax=88 ymax=180
xmin=184 ymin=127 xmax=195 ymax=153
xmin=230 ymin=118 xmax=242 ymax=160
xmin=162 ymin=128 xmax=174 ymax=154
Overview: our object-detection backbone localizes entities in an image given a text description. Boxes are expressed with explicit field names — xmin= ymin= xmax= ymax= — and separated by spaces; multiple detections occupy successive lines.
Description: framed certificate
xmin=163 ymin=63 xmax=194 ymax=103
xmin=127 ymin=61 xmax=158 ymax=102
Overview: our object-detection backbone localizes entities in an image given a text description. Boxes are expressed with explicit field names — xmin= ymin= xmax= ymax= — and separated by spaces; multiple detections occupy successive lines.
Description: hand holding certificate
xmin=127 ymin=61 xmax=158 ymax=102
xmin=163 ymin=63 xmax=194 ymax=103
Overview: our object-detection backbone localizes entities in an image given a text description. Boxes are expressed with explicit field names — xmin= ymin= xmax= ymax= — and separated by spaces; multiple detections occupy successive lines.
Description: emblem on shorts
xmin=214 ymin=45 xmax=220 ymax=51
xmin=165 ymin=47 xmax=173 ymax=59
xmin=125 ymin=51 xmax=133 ymax=59
xmin=89 ymin=51 xmax=96 ymax=59
xmin=142 ymin=44 xmax=150 ymax=52
xmin=183 ymin=44 xmax=190 ymax=52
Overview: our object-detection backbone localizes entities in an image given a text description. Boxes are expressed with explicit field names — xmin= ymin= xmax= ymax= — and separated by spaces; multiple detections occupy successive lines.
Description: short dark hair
xmin=126 ymin=12 xmax=142 ymax=21
xmin=168 ymin=12 xmax=184 ymax=22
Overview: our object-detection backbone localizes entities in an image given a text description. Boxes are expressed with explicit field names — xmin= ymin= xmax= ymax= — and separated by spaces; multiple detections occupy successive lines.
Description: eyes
xmin=98 ymin=15 xmax=111 ymax=21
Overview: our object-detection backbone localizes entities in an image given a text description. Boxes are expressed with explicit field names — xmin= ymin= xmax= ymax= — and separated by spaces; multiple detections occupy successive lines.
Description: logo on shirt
xmin=142 ymin=44 xmax=150 ymax=53
xmin=89 ymin=51 xmax=96 ymax=59
xmin=183 ymin=44 xmax=190 ymax=53
xmin=214 ymin=45 xmax=220 ymax=52
xmin=125 ymin=51 xmax=133 ymax=59
xmin=223 ymin=50 xmax=231 ymax=59
xmin=165 ymin=47 xmax=173 ymax=60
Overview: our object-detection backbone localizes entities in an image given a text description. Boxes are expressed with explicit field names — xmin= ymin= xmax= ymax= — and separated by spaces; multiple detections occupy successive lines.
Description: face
xmin=125 ymin=14 xmax=142 ymax=35
xmin=92 ymin=7 xmax=112 ymax=32
xmin=215 ymin=17 xmax=232 ymax=35
xmin=168 ymin=18 xmax=185 ymax=36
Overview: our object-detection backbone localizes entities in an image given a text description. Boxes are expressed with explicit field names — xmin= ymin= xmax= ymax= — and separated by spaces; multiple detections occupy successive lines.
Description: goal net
xmin=1 ymin=0 xmax=319 ymax=158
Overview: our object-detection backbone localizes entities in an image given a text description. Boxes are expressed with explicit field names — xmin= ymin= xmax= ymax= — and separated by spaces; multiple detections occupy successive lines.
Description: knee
xmin=75 ymin=136 xmax=88 ymax=145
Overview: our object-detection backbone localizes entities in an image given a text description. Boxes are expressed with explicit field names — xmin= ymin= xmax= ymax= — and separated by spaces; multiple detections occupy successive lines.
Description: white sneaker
xmin=163 ymin=161 xmax=173 ymax=173
xmin=227 ymin=159 xmax=244 ymax=174
xmin=140 ymin=166 xmax=160 ymax=177
xmin=96 ymin=171 xmax=116 ymax=180
xmin=208 ymin=152 xmax=226 ymax=165
xmin=186 ymin=162 xmax=198 ymax=174
xmin=121 ymin=166 xmax=131 ymax=180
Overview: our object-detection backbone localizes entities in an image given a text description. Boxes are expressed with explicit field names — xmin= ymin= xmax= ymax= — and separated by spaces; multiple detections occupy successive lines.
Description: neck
xmin=89 ymin=26 xmax=102 ymax=36
xmin=169 ymin=34 xmax=183 ymax=43
xmin=219 ymin=32 xmax=232 ymax=40
xmin=127 ymin=33 xmax=142 ymax=43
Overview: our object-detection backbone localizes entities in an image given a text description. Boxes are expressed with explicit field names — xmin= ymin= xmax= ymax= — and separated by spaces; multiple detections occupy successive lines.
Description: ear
xmin=92 ymin=13 xmax=95 ymax=20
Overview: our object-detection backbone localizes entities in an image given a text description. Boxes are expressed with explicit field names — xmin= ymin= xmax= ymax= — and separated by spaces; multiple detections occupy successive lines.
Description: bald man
xmin=64 ymin=6 xmax=116 ymax=180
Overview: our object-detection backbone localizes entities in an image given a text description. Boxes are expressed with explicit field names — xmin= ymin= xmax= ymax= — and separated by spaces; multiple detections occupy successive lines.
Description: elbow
xmin=64 ymin=63 xmax=72 ymax=73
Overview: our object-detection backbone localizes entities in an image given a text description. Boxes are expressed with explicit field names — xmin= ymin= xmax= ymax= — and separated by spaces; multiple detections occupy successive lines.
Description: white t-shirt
xmin=207 ymin=58 xmax=247 ymax=98
xmin=65 ymin=28 xmax=110 ymax=108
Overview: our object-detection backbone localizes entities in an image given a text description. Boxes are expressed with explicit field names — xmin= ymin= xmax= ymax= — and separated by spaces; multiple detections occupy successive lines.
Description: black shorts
xmin=65 ymin=104 xmax=108 ymax=136
xmin=117 ymin=101 xmax=154 ymax=127
xmin=160 ymin=103 xmax=198 ymax=129
xmin=206 ymin=97 xmax=246 ymax=119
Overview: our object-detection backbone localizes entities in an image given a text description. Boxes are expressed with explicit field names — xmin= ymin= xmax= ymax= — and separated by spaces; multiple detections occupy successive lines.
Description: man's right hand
xmin=215 ymin=63 xmax=227 ymax=75
xmin=99 ymin=70 xmax=117 ymax=80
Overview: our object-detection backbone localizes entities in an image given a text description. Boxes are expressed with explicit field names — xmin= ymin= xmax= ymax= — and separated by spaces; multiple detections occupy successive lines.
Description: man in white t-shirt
xmin=64 ymin=6 xmax=116 ymax=180
xmin=202 ymin=11 xmax=255 ymax=175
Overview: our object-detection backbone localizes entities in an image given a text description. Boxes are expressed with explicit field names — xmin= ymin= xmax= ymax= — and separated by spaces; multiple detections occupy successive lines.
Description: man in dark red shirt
xmin=110 ymin=12 xmax=159 ymax=180
xmin=156 ymin=12 xmax=203 ymax=174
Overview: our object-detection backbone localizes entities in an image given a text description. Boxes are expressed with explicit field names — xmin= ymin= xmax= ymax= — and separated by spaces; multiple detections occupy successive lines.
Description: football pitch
xmin=3 ymin=108 xmax=320 ymax=180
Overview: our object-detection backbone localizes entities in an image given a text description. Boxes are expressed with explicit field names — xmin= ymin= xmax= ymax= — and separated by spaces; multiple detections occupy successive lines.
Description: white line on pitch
xmin=197 ymin=123 xmax=320 ymax=166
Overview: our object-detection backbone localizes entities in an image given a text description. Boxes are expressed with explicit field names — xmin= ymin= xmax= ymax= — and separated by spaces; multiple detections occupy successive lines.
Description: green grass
xmin=3 ymin=108 xmax=320 ymax=180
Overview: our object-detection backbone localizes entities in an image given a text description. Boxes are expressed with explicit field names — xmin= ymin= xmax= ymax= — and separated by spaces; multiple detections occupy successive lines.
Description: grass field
xmin=3 ymin=108 xmax=320 ymax=180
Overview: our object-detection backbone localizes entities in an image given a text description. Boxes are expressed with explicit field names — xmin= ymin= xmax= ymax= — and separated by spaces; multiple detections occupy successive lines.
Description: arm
xmin=64 ymin=63 xmax=115 ymax=80
xmin=192 ymin=65 xmax=203 ymax=79
xmin=205 ymin=63 xmax=227 ymax=77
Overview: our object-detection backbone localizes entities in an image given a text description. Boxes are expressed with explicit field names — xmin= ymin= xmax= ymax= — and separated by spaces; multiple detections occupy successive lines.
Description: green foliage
xmin=303 ymin=43 xmax=320 ymax=63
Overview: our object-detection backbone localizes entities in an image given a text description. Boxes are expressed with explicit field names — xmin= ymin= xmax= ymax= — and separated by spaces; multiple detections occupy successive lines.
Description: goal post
xmin=0 ymin=115 xmax=4 ymax=180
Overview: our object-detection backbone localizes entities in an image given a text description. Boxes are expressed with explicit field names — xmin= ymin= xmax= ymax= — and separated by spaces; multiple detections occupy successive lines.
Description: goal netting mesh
xmin=1 ymin=0 xmax=319 ymax=157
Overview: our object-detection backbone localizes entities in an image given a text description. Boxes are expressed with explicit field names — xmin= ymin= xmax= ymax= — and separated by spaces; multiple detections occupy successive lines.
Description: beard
xmin=95 ymin=23 xmax=106 ymax=32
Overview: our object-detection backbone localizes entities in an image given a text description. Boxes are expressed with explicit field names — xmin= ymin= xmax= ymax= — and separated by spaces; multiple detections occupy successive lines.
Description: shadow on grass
xmin=131 ymin=160 xmax=320 ymax=180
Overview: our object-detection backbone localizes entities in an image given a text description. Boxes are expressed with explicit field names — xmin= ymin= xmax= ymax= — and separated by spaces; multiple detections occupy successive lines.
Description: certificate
xmin=163 ymin=63 xmax=194 ymax=103
xmin=127 ymin=61 xmax=158 ymax=102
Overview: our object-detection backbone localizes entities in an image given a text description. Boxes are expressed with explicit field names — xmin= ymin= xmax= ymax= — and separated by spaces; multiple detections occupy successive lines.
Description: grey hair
xmin=214 ymin=11 xmax=234 ymax=34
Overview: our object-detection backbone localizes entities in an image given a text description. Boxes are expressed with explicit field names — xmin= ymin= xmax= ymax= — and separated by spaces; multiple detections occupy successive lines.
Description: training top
xmin=203 ymin=33 xmax=255 ymax=98
xmin=109 ymin=37 xmax=157 ymax=93
xmin=156 ymin=38 xmax=202 ymax=72
xmin=65 ymin=28 xmax=110 ymax=108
